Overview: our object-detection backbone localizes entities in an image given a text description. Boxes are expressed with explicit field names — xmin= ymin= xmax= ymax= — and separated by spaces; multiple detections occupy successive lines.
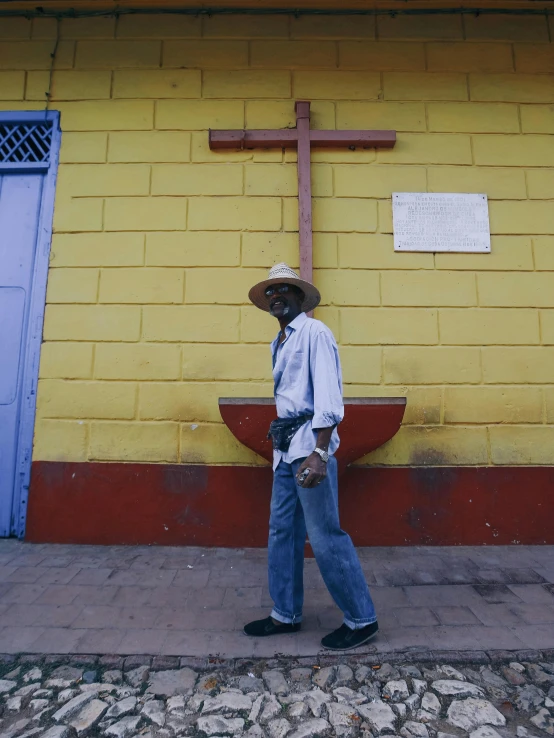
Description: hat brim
xmin=249 ymin=276 xmax=321 ymax=313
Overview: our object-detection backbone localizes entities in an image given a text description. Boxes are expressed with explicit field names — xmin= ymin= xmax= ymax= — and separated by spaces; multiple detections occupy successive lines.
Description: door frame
xmin=0 ymin=110 xmax=61 ymax=538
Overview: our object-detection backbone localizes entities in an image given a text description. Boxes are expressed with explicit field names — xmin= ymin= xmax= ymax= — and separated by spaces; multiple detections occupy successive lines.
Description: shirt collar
xmin=270 ymin=311 xmax=308 ymax=350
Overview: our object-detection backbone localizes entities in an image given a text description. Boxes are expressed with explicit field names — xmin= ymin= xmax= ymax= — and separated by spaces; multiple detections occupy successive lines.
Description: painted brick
xmin=384 ymin=73 xmax=468 ymax=101
xmin=473 ymin=135 xmax=554 ymax=167
xmin=60 ymin=133 xmax=107 ymax=163
xmin=95 ymin=344 xmax=181 ymax=380
xmin=100 ymin=267 xmax=184 ymax=304
xmin=108 ymin=132 xmax=190 ymax=163
xmin=51 ymin=233 xmax=144 ymax=267
xmin=163 ymin=39 xmax=248 ymax=68
xmin=470 ymin=74 xmax=554 ymax=103
xmin=377 ymin=15 xmax=463 ymax=40
xmin=188 ymin=197 xmax=281 ymax=231
xmin=548 ymin=389 xmax=554 ymax=423
xmin=246 ymin=100 xmax=335 ymax=129
xmin=28 ymin=71 xmax=111 ymax=101
xmin=245 ymin=164 xmax=297 ymax=197
xmin=185 ymin=268 xmax=266 ymax=305
xmin=378 ymin=133 xmax=472 ymax=164
xmin=378 ymin=200 xmax=393 ymax=234
xmin=382 ymin=271 xmax=476 ymax=307
xmin=365 ymin=426 xmax=489 ymax=466
xmin=180 ymin=423 xmax=264 ymax=465
xmin=293 ymin=71 xmax=381 ymax=100
xmin=436 ymin=237 xmax=533 ymax=271
xmin=43 ymin=305 xmax=141 ymax=342
xmin=104 ymin=197 xmax=187 ymax=231
xmin=0 ymin=72 xmax=24 ymax=100
xmin=202 ymin=14 xmax=289 ymax=38
xmin=541 ymin=310 xmax=554 ymax=344
xmin=440 ymin=308 xmax=540 ymax=345
xmin=152 ymin=164 xmax=243 ymax=196
xmin=316 ymin=306 xmax=340 ymax=339
xmin=182 ymin=344 xmax=271 ymax=381
xmin=53 ymin=196 xmax=103 ymax=233
xmin=315 ymin=269 xmax=380 ymax=306
xmin=203 ymin=71 xmax=290 ymax=99
xmin=428 ymin=166 xmax=526 ymax=199
xmin=345 ymin=385 xmax=441 ymax=425
xmin=30 ymin=18 xmax=57 ymax=39
xmin=0 ymin=18 xmax=31 ymax=39
xmin=309 ymin=147 xmax=376 ymax=165
xmin=489 ymin=201 xmax=554 ymax=235
xmin=56 ymin=101 xmax=154 ymax=131
xmin=89 ymin=421 xmax=178 ymax=462
xmin=0 ymin=41 xmax=74 ymax=70
xmin=339 ymin=41 xmax=424 ymax=71
xmin=515 ymin=44 xmax=554 ymax=74
xmin=37 ymin=380 xmax=136 ymax=420
xmin=520 ymin=106 xmax=554 ymax=135
xmin=427 ymin=102 xmax=519 ymax=133
xmin=489 ymin=427 xmax=554 ymax=465
xmin=482 ymin=347 xmax=554 ymax=383
xmin=142 ymin=306 xmax=240 ymax=342
xmin=341 ymin=308 xmax=438 ymax=344
xmin=478 ymin=273 xmax=554 ymax=307
xmin=146 ymin=232 xmax=240 ymax=267
xmin=59 ymin=17 xmax=115 ymax=39
xmin=339 ymin=234 xmax=433 ymax=270
xmin=444 ymin=387 xmax=543 ymax=424
xmin=464 ymin=14 xmax=549 ymax=42
xmin=39 ymin=342 xmax=94 ymax=380
xmin=75 ymin=40 xmax=161 ymax=68
xmin=534 ymin=237 xmax=554 ymax=270
xmin=312 ymin=198 xmax=377 ymax=233
xmin=384 ymin=347 xmax=481 ymax=384
xmin=240 ymin=306 xmax=278 ymax=343
xmin=339 ymin=346 xmax=382 ymax=384
xmin=113 ymin=70 xmax=200 ymax=99
xmin=156 ymin=100 xmax=244 ymax=130
xmin=426 ymin=42 xmax=513 ymax=73
xmin=336 ymin=102 xmax=425 ymax=132
xmin=33 ymin=420 xmax=88 ymax=462
xmin=242 ymin=232 xmax=299 ymax=268
xmin=335 ymin=165 xmax=425 ymax=198
xmin=527 ymin=170 xmax=554 ymax=199
xmin=291 ymin=16 xmax=375 ymax=39
xmin=251 ymin=41 xmax=337 ymax=69
xmin=117 ymin=15 xmax=201 ymax=38
xmin=57 ymin=164 xmax=150 ymax=197
xmin=46 ymin=268 xmax=99 ymax=304
xmin=139 ymin=381 xmax=272 ymax=422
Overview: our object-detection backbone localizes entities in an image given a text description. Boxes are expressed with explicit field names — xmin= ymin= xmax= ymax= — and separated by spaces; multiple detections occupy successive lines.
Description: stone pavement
xmin=0 ymin=541 xmax=554 ymax=658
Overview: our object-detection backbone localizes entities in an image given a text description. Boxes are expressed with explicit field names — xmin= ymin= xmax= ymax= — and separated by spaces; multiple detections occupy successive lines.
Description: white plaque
xmin=392 ymin=193 xmax=491 ymax=253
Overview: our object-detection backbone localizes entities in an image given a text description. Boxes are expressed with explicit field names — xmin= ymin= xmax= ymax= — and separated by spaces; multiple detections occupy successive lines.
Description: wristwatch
xmin=314 ymin=447 xmax=329 ymax=463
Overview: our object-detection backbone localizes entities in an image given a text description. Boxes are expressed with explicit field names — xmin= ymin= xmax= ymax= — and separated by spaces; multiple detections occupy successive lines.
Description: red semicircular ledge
xmin=218 ymin=397 xmax=407 ymax=472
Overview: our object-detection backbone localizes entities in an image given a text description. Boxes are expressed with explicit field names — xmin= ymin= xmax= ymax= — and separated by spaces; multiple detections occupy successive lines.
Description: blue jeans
xmin=268 ymin=456 xmax=377 ymax=630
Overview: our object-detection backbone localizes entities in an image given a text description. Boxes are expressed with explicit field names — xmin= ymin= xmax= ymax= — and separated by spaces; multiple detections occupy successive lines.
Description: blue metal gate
xmin=0 ymin=112 xmax=60 ymax=537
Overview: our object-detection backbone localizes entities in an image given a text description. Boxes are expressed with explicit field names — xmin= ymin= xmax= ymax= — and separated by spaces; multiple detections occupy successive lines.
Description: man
xmin=243 ymin=263 xmax=378 ymax=651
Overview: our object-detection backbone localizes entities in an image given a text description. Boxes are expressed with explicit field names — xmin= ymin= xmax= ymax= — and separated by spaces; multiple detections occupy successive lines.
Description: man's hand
xmin=296 ymin=452 xmax=327 ymax=489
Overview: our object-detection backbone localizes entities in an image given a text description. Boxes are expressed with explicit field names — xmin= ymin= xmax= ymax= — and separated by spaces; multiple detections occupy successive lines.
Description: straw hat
xmin=249 ymin=263 xmax=321 ymax=313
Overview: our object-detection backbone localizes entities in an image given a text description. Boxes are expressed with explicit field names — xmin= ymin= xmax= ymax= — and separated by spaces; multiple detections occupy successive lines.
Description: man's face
xmin=265 ymin=283 xmax=304 ymax=321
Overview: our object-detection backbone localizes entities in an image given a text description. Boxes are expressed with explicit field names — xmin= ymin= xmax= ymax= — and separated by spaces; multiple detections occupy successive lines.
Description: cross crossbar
xmin=209 ymin=100 xmax=396 ymax=287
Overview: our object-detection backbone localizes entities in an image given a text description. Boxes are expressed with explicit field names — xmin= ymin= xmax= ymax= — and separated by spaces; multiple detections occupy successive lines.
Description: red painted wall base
xmin=26 ymin=462 xmax=554 ymax=547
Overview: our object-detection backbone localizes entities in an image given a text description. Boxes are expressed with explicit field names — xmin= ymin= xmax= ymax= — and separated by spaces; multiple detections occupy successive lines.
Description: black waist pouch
xmin=268 ymin=415 xmax=313 ymax=452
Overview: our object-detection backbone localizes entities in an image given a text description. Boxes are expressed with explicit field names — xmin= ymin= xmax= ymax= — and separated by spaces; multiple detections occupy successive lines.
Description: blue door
xmin=0 ymin=113 xmax=60 ymax=537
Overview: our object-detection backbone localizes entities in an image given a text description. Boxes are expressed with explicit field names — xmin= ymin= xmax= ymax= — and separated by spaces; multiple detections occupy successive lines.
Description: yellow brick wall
xmin=2 ymin=13 xmax=553 ymax=466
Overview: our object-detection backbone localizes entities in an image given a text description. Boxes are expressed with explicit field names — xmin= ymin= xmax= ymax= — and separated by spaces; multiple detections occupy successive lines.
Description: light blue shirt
xmin=271 ymin=312 xmax=344 ymax=470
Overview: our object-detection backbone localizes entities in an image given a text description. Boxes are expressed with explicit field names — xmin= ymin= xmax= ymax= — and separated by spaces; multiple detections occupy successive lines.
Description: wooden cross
xmin=209 ymin=100 xmax=396 ymax=285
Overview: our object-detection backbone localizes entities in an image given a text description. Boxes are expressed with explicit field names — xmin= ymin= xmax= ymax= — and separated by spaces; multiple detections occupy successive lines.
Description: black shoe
xmin=321 ymin=621 xmax=379 ymax=650
xmin=244 ymin=616 xmax=301 ymax=637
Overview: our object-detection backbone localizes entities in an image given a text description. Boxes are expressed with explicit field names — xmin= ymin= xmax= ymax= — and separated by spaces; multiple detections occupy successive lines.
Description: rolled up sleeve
xmin=310 ymin=329 xmax=344 ymax=429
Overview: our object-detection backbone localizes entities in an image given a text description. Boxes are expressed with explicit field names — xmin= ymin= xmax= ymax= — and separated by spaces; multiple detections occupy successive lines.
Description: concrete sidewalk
xmin=0 ymin=541 xmax=553 ymax=657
